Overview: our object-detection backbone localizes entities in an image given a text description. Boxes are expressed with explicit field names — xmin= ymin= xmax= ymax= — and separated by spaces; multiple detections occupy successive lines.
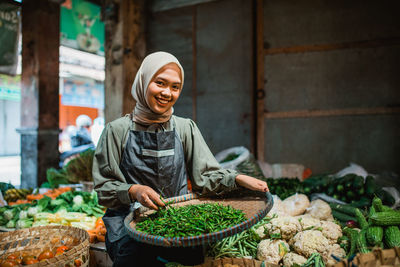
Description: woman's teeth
xmin=157 ymin=98 xmax=169 ymax=104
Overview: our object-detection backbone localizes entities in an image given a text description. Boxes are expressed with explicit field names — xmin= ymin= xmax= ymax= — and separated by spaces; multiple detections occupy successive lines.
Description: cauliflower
xmin=264 ymin=216 xmax=301 ymax=240
xmin=281 ymin=194 xmax=310 ymax=216
xmin=322 ymin=243 xmax=346 ymax=266
xmin=257 ymin=239 xmax=289 ymax=264
xmin=295 ymin=216 xmax=321 ymax=231
xmin=320 ymin=221 xmax=342 ymax=243
xmin=254 ymin=225 xmax=267 ymax=239
xmin=283 ymin=252 xmax=308 ymax=267
xmin=305 ymin=199 xmax=332 ymax=220
xmin=292 ymin=230 xmax=330 ymax=257
xmin=73 ymin=195 xmax=84 ymax=206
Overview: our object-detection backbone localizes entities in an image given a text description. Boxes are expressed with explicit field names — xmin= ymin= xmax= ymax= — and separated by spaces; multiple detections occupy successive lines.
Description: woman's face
xmin=146 ymin=63 xmax=182 ymax=114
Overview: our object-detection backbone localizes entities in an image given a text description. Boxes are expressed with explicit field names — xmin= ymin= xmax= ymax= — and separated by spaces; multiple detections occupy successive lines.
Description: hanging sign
xmin=0 ymin=2 xmax=20 ymax=76
xmin=61 ymin=0 xmax=105 ymax=56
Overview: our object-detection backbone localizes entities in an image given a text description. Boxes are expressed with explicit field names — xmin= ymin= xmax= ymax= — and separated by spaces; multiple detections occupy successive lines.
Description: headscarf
xmin=131 ymin=51 xmax=184 ymax=125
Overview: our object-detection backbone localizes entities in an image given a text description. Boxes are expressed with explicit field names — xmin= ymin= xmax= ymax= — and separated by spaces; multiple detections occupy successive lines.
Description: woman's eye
xmin=156 ymin=81 xmax=164 ymax=86
xmin=172 ymin=85 xmax=180 ymax=90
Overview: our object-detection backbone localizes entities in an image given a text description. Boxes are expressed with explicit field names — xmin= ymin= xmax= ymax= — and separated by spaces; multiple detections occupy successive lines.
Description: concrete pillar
xmin=103 ymin=0 xmax=146 ymax=123
xmin=18 ymin=0 xmax=60 ymax=188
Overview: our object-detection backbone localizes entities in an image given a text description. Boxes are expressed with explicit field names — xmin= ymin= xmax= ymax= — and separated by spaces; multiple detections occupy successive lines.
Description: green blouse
xmin=92 ymin=115 xmax=239 ymax=209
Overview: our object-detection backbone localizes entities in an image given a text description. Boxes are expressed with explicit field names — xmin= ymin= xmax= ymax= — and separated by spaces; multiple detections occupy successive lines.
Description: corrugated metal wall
xmin=147 ymin=0 xmax=400 ymax=174
xmin=263 ymin=0 xmax=400 ymax=174
xmin=148 ymin=0 xmax=254 ymax=155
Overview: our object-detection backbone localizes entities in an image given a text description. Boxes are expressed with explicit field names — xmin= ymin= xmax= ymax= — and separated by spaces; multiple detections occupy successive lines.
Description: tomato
xmin=55 ymin=245 xmax=69 ymax=255
xmin=24 ymin=259 xmax=39 ymax=265
xmin=22 ymin=255 xmax=36 ymax=265
xmin=5 ymin=255 xmax=18 ymax=261
xmin=0 ymin=260 xmax=19 ymax=267
xmin=74 ymin=259 xmax=82 ymax=267
xmin=37 ymin=250 xmax=54 ymax=261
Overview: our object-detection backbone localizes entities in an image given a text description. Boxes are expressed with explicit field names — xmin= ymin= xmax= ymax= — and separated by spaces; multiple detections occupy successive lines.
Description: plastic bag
xmin=281 ymin=193 xmax=310 ymax=216
xmin=305 ymin=199 xmax=332 ymax=220
xmin=335 ymin=162 xmax=368 ymax=178
xmin=215 ymin=146 xmax=250 ymax=170
xmin=267 ymin=195 xmax=287 ymax=217
xmin=382 ymin=187 xmax=400 ymax=209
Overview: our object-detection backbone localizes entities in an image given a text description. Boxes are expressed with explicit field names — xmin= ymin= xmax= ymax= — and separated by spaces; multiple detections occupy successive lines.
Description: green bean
xmin=136 ymin=203 xmax=246 ymax=238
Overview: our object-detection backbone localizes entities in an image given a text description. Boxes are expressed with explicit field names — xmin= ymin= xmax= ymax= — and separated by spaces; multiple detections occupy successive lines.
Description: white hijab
xmin=131 ymin=51 xmax=184 ymax=125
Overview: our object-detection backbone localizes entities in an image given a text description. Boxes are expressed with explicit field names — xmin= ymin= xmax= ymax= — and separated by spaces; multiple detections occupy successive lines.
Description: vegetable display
xmin=136 ymin=203 xmax=246 ymax=238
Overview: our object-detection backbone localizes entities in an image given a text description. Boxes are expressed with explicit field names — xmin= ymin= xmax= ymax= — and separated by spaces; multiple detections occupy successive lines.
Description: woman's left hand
xmin=235 ymin=174 xmax=269 ymax=192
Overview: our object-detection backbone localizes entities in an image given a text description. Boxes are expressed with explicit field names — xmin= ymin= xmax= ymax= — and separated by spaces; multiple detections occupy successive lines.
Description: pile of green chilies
xmin=136 ymin=203 xmax=246 ymax=238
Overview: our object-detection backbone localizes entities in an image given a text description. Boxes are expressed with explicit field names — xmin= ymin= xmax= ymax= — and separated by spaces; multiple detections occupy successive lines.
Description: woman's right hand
xmin=128 ymin=184 xmax=165 ymax=210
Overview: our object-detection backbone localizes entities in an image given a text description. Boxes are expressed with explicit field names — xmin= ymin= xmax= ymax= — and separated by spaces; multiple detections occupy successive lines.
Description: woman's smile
xmin=146 ymin=63 xmax=182 ymax=114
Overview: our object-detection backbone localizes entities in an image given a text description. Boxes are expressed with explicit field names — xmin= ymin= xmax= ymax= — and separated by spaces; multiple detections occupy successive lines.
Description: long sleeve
xmin=92 ymin=117 xmax=132 ymax=209
xmin=174 ymin=117 xmax=239 ymax=195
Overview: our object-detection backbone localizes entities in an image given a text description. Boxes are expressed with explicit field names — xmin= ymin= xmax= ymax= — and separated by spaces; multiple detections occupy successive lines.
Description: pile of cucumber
xmin=334 ymin=196 xmax=400 ymax=257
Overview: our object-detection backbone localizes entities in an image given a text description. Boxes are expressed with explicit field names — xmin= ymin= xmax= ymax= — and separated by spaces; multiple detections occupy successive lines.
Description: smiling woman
xmin=92 ymin=51 xmax=268 ymax=267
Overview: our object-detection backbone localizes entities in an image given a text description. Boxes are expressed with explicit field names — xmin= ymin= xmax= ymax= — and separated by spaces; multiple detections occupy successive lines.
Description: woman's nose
xmin=161 ymin=87 xmax=172 ymax=97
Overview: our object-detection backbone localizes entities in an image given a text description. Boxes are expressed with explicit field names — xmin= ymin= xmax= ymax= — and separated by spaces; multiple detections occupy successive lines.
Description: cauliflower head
xmin=320 ymin=221 xmax=342 ymax=243
xmin=305 ymin=199 xmax=332 ymax=220
xmin=283 ymin=252 xmax=308 ymax=267
xmin=292 ymin=230 xmax=330 ymax=257
xmin=282 ymin=194 xmax=310 ymax=216
xmin=254 ymin=225 xmax=267 ymax=239
xmin=322 ymin=243 xmax=346 ymax=266
xmin=257 ymin=239 xmax=290 ymax=264
xmin=296 ymin=216 xmax=322 ymax=231
xmin=264 ymin=216 xmax=301 ymax=240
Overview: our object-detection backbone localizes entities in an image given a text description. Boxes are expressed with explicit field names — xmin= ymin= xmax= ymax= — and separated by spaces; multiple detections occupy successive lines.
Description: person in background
xmin=92 ymin=52 xmax=269 ymax=267
xmin=71 ymin=114 xmax=93 ymax=148
xmin=90 ymin=116 xmax=105 ymax=147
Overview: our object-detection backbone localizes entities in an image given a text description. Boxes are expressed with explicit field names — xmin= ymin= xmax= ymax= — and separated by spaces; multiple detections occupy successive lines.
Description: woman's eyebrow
xmin=155 ymin=76 xmax=181 ymax=84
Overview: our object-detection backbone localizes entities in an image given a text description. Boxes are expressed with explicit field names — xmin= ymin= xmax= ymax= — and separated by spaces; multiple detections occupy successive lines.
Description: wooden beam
xmin=255 ymin=0 xmax=265 ymax=162
xmin=192 ymin=7 xmax=197 ymax=122
xmin=20 ymin=0 xmax=60 ymax=188
xmin=264 ymin=107 xmax=400 ymax=119
xmin=265 ymin=37 xmax=400 ymax=55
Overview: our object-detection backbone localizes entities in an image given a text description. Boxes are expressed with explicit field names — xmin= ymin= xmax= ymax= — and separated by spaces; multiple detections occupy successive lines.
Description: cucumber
xmin=384 ymin=226 xmax=400 ymax=248
xmin=329 ymin=203 xmax=358 ymax=216
xmin=332 ymin=210 xmax=357 ymax=223
xmin=370 ymin=211 xmax=400 ymax=226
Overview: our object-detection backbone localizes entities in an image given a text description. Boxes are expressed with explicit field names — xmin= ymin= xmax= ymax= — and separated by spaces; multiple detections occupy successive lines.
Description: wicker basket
xmin=0 ymin=225 xmax=90 ymax=267
xmin=124 ymin=192 xmax=273 ymax=247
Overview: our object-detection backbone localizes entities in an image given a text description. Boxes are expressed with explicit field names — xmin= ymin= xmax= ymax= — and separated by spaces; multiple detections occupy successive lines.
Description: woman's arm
xmin=93 ymin=119 xmax=133 ymax=209
xmin=176 ymin=117 xmax=268 ymax=195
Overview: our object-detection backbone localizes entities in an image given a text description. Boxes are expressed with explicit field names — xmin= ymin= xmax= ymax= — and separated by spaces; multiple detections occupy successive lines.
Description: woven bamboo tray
xmin=0 ymin=225 xmax=90 ymax=267
xmin=195 ymin=257 xmax=279 ymax=267
xmin=124 ymin=191 xmax=273 ymax=247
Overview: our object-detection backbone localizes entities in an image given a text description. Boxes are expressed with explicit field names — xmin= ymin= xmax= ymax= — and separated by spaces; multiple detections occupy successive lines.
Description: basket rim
xmin=124 ymin=191 xmax=273 ymax=247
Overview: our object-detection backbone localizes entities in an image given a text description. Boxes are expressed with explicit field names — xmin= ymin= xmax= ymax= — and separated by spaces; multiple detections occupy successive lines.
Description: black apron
xmin=103 ymin=121 xmax=204 ymax=267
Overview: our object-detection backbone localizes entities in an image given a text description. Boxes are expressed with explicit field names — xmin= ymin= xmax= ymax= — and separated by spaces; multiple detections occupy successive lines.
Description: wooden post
xmin=19 ymin=0 xmax=60 ymax=188
xmin=255 ymin=0 xmax=265 ymax=162
xmin=103 ymin=0 xmax=146 ymax=123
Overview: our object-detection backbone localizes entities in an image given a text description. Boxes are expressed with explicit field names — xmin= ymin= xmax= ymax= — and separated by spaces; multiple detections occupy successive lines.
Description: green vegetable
xmin=19 ymin=210 xmax=28 ymax=220
xmin=4 ymin=209 xmax=15 ymax=221
xmin=355 ymin=208 xmax=368 ymax=229
xmin=366 ymin=226 xmax=383 ymax=246
xmin=372 ymin=196 xmax=384 ymax=212
xmin=136 ymin=203 xmax=246 ymax=238
xmin=329 ymin=203 xmax=358 ymax=216
xmin=384 ymin=226 xmax=400 ymax=248
xmin=365 ymin=176 xmax=378 ymax=197
xmin=356 ymin=229 xmax=370 ymax=254
xmin=369 ymin=211 xmax=400 ymax=226
xmin=0 ymin=182 xmax=14 ymax=195
xmin=331 ymin=210 xmax=357 ymax=223
xmin=16 ymin=218 xmax=33 ymax=229
xmin=6 ymin=219 xmax=16 ymax=228
xmin=343 ymin=227 xmax=358 ymax=258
